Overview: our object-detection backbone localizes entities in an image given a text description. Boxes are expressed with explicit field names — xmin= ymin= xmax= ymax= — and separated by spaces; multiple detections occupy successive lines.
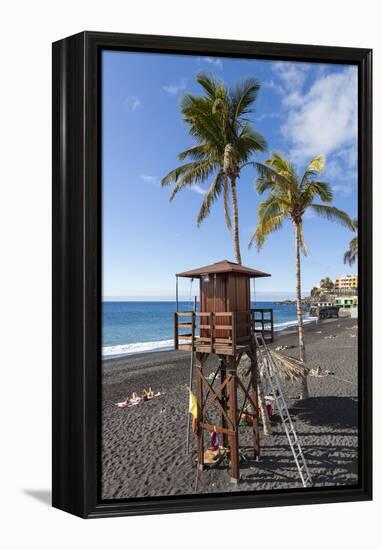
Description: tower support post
xmin=195 ymin=352 xmax=205 ymax=470
xmin=249 ymin=347 xmax=260 ymax=459
xmin=227 ymin=358 xmax=239 ymax=482
xmin=220 ymin=358 xmax=229 ymax=448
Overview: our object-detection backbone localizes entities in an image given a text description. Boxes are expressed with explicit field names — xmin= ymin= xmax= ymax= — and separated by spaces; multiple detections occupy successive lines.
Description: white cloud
xmin=202 ymin=56 xmax=223 ymax=69
xmin=262 ymin=79 xmax=284 ymax=95
xmin=272 ymin=61 xmax=310 ymax=91
xmin=140 ymin=174 xmax=159 ymax=185
xmin=280 ymin=67 xmax=358 ymax=164
xmin=162 ymin=78 xmax=187 ymax=95
xmin=191 ymin=184 xmax=206 ymax=195
xmin=123 ymin=96 xmax=142 ymax=111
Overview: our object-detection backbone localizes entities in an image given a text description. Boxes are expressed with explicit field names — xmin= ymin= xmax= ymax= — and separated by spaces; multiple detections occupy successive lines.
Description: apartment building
xmin=334 ymin=274 xmax=358 ymax=289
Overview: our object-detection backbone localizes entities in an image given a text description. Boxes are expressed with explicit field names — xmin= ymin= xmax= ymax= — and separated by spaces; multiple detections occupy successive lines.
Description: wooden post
xmin=258 ymin=380 xmax=272 ymax=436
xmin=270 ymin=309 xmax=274 ymax=343
xmin=176 ymin=275 xmax=179 ymax=312
xmin=196 ymin=353 xmax=204 ymax=470
xmin=186 ymin=300 xmax=197 ymax=454
xmin=228 ymin=358 xmax=239 ymax=483
xmin=210 ymin=312 xmax=215 ymax=354
xmin=232 ymin=311 xmax=237 ymax=355
xmin=250 ymin=349 xmax=260 ymax=460
xmin=174 ymin=313 xmax=178 ymax=350
xmin=220 ymin=358 xmax=229 ymax=448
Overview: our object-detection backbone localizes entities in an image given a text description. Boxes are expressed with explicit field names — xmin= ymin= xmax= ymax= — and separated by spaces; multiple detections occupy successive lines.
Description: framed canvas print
xmin=52 ymin=31 xmax=372 ymax=518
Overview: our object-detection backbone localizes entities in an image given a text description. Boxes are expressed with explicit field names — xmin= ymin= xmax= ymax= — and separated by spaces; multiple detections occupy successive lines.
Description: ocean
xmin=102 ymin=301 xmax=315 ymax=358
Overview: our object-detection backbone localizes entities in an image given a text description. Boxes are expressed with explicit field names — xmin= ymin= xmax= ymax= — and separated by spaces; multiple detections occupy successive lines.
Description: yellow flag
xmin=188 ymin=389 xmax=198 ymax=419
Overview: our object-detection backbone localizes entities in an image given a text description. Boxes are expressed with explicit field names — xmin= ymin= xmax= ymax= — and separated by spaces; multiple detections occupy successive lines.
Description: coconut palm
xmin=161 ymin=73 xmax=266 ymax=264
xmin=320 ymin=277 xmax=334 ymax=290
xmin=344 ymin=219 xmax=358 ymax=266
xmin=249 ymin=153 xmax=355 ymax=398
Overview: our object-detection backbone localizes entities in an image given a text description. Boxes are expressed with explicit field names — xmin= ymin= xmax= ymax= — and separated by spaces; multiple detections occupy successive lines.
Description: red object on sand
xmin=211 ymin=431 xmax=219 ymax=451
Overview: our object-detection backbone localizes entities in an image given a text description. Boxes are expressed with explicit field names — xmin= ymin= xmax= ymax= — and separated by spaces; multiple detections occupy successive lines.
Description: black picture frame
xmin=52 ymin=31 xmax=372 ymax=519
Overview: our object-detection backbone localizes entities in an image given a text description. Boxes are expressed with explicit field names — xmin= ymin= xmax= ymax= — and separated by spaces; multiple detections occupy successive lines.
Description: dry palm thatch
xmin=270 ymin=351 xmax=310 ymax=381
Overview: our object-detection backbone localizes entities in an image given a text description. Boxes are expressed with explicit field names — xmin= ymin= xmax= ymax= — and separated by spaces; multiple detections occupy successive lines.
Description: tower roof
xmin=176 ymin=260 xmax=271 ymax=279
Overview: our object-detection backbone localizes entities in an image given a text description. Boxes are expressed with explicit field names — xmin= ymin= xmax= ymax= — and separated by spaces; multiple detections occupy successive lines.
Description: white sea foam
xmin=273 ymin=316 xmax=317 ymax=331
xmin=102 ymin=317 xmax=316 ymax=359
xmin=102 ymin=339 xmax=175 ymax=358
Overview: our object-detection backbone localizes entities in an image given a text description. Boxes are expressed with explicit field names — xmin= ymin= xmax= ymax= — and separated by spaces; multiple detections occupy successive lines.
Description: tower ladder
xmin=255 ymin=333 xmax=313 ymax=488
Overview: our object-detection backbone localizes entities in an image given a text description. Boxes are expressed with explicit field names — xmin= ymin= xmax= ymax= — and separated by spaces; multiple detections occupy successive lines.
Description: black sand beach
xmin=101 ymin=317 xmax=358 ymax=499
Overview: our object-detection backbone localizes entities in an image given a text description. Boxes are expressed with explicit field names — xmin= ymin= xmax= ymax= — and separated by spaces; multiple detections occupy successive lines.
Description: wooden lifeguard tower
xmin=174 ymin=260 xmax=271 ymax=482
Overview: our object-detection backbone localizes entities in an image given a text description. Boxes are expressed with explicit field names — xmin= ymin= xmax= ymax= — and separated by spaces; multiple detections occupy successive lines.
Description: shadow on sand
xmin=290 ymin=396 xmax=358 ymax=429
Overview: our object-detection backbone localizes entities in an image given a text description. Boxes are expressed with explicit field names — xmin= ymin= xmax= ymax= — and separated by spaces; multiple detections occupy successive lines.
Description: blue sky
xmin=102 ymin=51 xmax=358 ymax=300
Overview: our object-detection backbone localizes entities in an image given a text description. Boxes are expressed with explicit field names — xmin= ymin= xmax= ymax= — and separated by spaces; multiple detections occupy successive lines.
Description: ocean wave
xmin=273 ymin=316 xmax=316 ymax=331
xmin=102 ymin=339 xmax=175 ymax=358
xmin=103 ymin=317 xmax=316 ymax=359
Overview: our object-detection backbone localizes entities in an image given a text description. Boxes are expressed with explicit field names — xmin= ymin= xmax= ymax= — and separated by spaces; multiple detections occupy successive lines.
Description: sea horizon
xmin=102 ymin=299 xmax=315 ymax=359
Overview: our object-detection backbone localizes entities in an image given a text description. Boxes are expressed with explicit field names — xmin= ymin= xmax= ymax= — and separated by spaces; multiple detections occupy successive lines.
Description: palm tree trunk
xmin=258 ymin=381 xmax=271 ymax=436
xmin=231 ymin=176 xmax=242 ymax=264
xmin=295 ymin=222 xmax=309 ymax=399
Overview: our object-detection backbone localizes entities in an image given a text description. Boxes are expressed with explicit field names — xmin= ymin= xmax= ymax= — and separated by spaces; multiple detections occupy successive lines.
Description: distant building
xmin=335 ymin=274 xmax=358 ymax=290
xmin=335 ymin=296 xmax=358 ymax=308
xmin=316 ymin=301 xmax=334 ymax=307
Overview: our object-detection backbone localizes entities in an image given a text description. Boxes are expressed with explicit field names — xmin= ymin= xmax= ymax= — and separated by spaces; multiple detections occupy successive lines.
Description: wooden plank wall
xmin=199 ymin=274 xmax=252 ymax=341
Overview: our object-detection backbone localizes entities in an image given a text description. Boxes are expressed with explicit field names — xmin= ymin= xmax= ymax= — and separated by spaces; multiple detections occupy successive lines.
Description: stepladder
xmin=255 ymin=333 xmax=313 ymax=488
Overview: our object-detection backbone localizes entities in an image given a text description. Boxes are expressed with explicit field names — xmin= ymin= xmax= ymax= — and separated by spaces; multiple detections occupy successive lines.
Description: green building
xmin=335 ymin=296 xmax=358 ymax=309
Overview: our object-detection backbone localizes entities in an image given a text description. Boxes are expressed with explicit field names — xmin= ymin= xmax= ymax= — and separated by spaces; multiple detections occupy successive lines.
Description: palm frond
xmin=267 ymin=153 xmax=297 ymax=181
xmin=197 ymin=172 xmax=224 ymax=225
xmin=258 ymin=195 xmax=283 ymax=222
xmin=249 ymin=213 xmax=285 ymax=249
xmin=254 ymin=162 xmax=292 ymax=193
xmin=230 ymin=77 xmax=261 ymax=121
xmin=178 ymin=144 xmax=209 ymax=161
xmin=161 ymin=162 xmax=204 ymax=187
xmin=343 ymin=236 xmax=358 ymax=265
xmin=236 ymin=125 xmax=267 ymax=158
xmin=309 ymin=204 xmax=356 ymax=230
xmin=196 ymin=72 xmax=222 ymax=100
xmin=180 ymin=95 xmax=224 ymax=151
xmin=300 ymin=155 xmax=325 ymax=186
xmin=169 ymin=161 xmax=215 ymax=201
xmin=301 ymin=180 xmax=333 ymax=204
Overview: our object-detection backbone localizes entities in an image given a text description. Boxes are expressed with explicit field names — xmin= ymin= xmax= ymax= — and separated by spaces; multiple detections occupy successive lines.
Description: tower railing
xmin=251 ymin=308 xmax=274 ymax=342
xmin=174 ymin=308 xmax=273 ymax=354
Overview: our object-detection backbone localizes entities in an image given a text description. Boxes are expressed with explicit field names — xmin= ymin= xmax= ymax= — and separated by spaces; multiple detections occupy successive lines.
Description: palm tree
xmin=320 ymin=277 xmax=334 ymax=290
xmin=161 ymin=73 xmax=266 ymax=264
xmin=344 ymin=219 xmax=358 ymax=266
xmin=249 ymin=153 xmax=355 ymax=398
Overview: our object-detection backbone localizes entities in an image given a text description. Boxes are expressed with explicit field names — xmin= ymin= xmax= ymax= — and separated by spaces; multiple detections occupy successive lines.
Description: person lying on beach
xmin=116 ymin=388 xmax=161 ymax=408
xmin=116 ymin=392 xmax=141 ymax=408
xmin=141 ymin=388 xmax=155 ymax=400
xmin=116 ymin=398 xmax=131 ymax=409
